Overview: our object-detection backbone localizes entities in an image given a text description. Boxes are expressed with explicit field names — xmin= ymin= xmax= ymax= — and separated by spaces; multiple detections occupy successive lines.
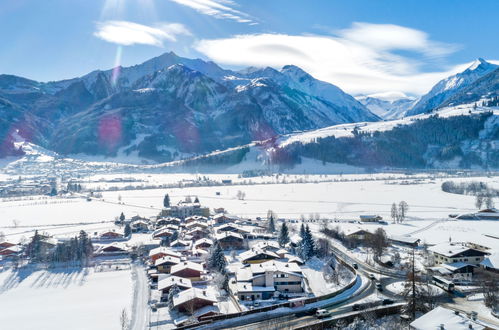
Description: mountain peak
xmin=467 ymin=58 xmax=491 ymax=71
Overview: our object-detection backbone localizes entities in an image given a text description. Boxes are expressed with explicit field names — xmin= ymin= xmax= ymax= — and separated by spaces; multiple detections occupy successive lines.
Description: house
xmin=235 ymin=260 xmax=304 ymax=300
xmin=185 ymin=216 xmax=208 ymax=224
xmin=359 ymin=215 xmax=382 ymax=222
xmin=456 ymin=208 xmax=499 ymax=220
xmin=163 ymin=202 xmax=210 ymax=220
xmin=158 ymin=275 xmax=192 ymax=295
xmin=429 ymin=243 xmax=489 ymax=265
xmin=429 ymin=262 xmax=477 ymax=281
xmin=216 ymin=224 xmax=250 ymax=237
xmin=389 ymin=235 xmax=420 ymax=247
xmin=0 ymin=241 xmax=16 ymax=249
xmin=236 ymin=282 xmax=276 ymax=301
xmin=98 ymin=242 xmax=128 ymax=254
xmin=213 ymin=207 xmax=225 ymax=214
xmin=149 ymin=247 xmax=181 ymax=262
xmin=156 ymin=217 xmax=181 ymax=228
xmin=480 ymin=253 xmax=499 ymax=273
xmin=155 ymin=256 xmax=181 ymax=273
xmin=185 ymin=221 xmax=209 ymax=230
xmin=213 ymin=213 xmax=233 ymax=224
xmin=239 ymin=249 xmax=280 ymax=264
xmin=99 ymin=231 xmax=124 ymax=240
xmin=152 ymin=227 xmax=174 ymax=239
xmin=215 ymin=232 xmax=244 ymax=250
xmin=193 ymin=238 xmax=213 ymax=250
xmin=410 ymin=306 xmax=485 ymax=330
xmin=170 ymin=240 xmax=192 ymax=251
xmin=252 ymin=241 xmax=280 ymax=252
xmin=0 ymin=245 xmax=22 ymax=257
xmin=173 ymin=288 xmax=217 ymax=313
xmin=344 ymin=227 xmax=373 ymax=241
xmin=170 ymin=261 xmax=204 ymax=281
xmin=193 ymin=305 xmax=220 ymax=320
xmin=187 ymin=227 xmax=209 ymax=240
xmin=131 ymin=220 xmax=149 ymax=232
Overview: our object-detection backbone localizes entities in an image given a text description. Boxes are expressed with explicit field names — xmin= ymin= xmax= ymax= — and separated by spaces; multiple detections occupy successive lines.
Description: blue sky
xmin=1 ymin=0 xmax=498 ymax=95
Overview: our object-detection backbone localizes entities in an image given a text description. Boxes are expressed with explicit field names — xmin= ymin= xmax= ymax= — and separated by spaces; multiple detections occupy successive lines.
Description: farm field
xmin=0 ymin=266 xmax=133 ymax=330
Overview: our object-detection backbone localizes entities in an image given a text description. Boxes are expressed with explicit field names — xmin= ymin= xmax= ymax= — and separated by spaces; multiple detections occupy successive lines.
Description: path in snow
xmin=129 ymin=263 xmax=150 ymax=330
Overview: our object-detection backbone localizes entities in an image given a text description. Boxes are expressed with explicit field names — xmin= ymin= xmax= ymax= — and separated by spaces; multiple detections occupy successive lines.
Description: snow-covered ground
xmin=301 ymin=257 xmax=354 ymax=296
xmin=0 ymin=266 xmax=133 ymax=330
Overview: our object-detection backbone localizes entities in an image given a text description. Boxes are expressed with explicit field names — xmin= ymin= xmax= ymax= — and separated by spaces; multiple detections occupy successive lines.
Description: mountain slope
xmin=357 ymin=92 xmax=416 ymax=120
xmin=408 ymin=58 xmax=498 ymax=115
xmin=0 ymin=52 xmax=379 ymax=162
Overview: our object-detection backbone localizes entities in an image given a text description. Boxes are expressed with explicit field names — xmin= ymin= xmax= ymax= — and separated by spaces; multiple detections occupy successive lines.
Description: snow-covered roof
xmin=194 ymin=238 xmax=213 ymax=247
xmin=173 ymin=288 xmax=217 ymax=307
xmin=480 ymin=253 xmax=499 ymax=269
xmin=250 ymin=260 xmax=302 ymax=276
xmin=252 ymin=241 xmax=280 ymax=250
xmin=389 ymin=235 xmax=420 ymax=244
xmin=154 ymin=255 xmax=181 ymax=266
xmin=170 ymin=261 xmax=203 ymax=274
xmin=239 ymin=249 xmax=279 ymax=262
xmin=193 ymin=305 xmax=220 ymax=318
xmin=410 ymin=306 xmax=485 ymax=330
xmin=152 ymin=227 xmax=173 ymax=237
xmin=0 ymin=245 xmax=22 ymax=253
xmin=171 ymin=239 xmax=192 ymax=247
xmin=158 ymin=275 xmax=192 ymax=291
xmin=442 ymin=262 xmax=475 ymax=271
xmin=429 ymin=243 xmax=485 ymax=257
xmin=236 ymin=282 xmax=275 ymax=293
xmin=215 ymin=232 xmax=244 ymax=241
xmin=148 ymin=247 xmax=181 ymax=258
xmin=185 ymin=221 xmax=208 ymax=228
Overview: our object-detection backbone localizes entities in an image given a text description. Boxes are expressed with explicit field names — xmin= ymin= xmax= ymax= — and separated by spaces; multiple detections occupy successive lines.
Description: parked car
xmin=353 ymin=263 xmax=358 ymax=270
xmin=376 ymin=283 xmax=383 ymax=291
xmin=368 ymin=274 xmax=376 ymax=280
xmin=382 ymin=299 xmax=394 ymax=305
xmin=315 ymin=309 xmax=331 ymax=318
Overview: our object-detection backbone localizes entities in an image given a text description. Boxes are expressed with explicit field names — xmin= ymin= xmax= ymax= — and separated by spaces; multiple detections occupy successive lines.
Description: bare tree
xmin=485 ymin=195 xmax=495 ymax=209
xmin=0 ymin=231 xmax=5 ymax=242
xmin=120 ymin=308 xmax=129 ymax=330
xmin=12 ymin=219 xmax=20 ymax=228
xmin=398 ymin=201 xmax=409 ymax=223
xmin=475 ymin=194 xmax=484 ymax=209
xmin=391 ymin=202 xmax=398 ymax=223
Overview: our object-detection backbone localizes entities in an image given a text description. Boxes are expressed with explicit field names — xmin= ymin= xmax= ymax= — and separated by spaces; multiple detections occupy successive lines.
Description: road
xmin=129 ymin=262 xmax=150 ymax=330
xmin=227 ymin=279 xmax=376 ymax=330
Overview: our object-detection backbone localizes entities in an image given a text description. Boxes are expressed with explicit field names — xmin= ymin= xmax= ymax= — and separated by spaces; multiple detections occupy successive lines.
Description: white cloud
xmin=168 ymin=0 xmax=254 ymax=24
xmin=94 ymin=21 xmax=191 ymax=47
xmin=194 ymin=23 xmax=473 ymax=95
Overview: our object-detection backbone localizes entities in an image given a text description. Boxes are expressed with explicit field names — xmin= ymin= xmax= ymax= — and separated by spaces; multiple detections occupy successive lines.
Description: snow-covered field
xmin=0 ymin=266 xmax=133 ymax=330
xmin=1 ymin=174 xmax=498 ymax=254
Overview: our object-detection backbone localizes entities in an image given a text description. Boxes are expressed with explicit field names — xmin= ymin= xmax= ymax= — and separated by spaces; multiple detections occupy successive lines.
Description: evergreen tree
xmin=299 ymin=223 xmax=306 ymax=240
xmin=163 ymin=194 xmax=170 ymax=208
xmin=119 ymin=212 xmax=125 ymax=222
xmin=267 ymin=210 xmax=276 ymax=233
xmin=171 ymin=230 xmax=179 ymax=242
xmin=28 ymin=230 xmax=43 ymax=262
xmin=278 ymin=222 xmax=290 ymax=247
xmin=124 ymin=223 xmax=131 ymax=238
xmin=194 ymin=196 xmax=200 ymax=203
xmin=168 ymin=284 xmax=180 ymax=310
xmin=300 ymin=225 xmax=316 ymax=261
xmin=208 ymin=241 xmax=227 ymax=273
xmin=49 ymin=187 xmax=58 ymax=196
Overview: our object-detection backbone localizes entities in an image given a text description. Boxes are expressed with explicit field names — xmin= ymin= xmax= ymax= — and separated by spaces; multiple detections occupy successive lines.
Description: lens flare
xmin=111 ymin=45 xmax=123 ymax=87
xmin=98 ymin=115 xmax=122 ymax=152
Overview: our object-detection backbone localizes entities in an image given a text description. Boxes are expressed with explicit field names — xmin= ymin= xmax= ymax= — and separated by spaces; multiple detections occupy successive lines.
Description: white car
xmin=315 ymin=309 xmax=331 ymax=318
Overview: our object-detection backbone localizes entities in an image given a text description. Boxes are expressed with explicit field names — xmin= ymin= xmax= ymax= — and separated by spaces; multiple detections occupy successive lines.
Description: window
xmin=475 ymin=258 xmax=480 ymax=261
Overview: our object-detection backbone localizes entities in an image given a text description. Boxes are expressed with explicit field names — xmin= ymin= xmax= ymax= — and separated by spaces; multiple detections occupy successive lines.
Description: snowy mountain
xmin=356 ymin=92 xmax=416 ymax=120
xmin=408 ymin=58 xmax=498 ymax=115
xmin=0 ymin=52 xmax=378 ymax=161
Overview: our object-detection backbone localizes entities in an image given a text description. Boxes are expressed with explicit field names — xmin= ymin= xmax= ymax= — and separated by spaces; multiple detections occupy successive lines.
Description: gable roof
xmin=410 ymin=306 xmax=485 ymax=330
xmin=215 ymin=232 xmax=244 ymax=241
xmin=249 ymin=260 xmax=303 ymax=276
xmin=173 ymin=288 xmax=217 ymax=307
xmin=239 ymin=249 xmax=279 ymax=262
xmin=429 ymin=243 xmax=487 ymax=258
xmin=480 ymin=253 xmax=499 ymax=269
xmin=148 ymin=247 xmax=181 ymax=258
xmin=170 ymin=261 xmax=203 ymax=274
xmin=158 ymin=275 xmax=192 ymax=291
xmin=155 ymin=255 xmax=181 ymax=266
